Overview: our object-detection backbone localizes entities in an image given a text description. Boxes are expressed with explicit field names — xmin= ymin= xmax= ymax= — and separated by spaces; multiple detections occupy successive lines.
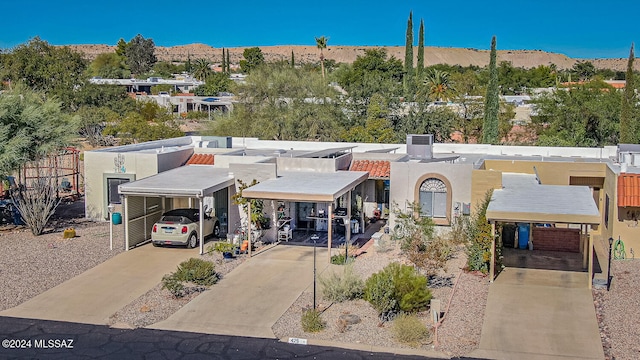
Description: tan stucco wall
xmin=481 ymin=160 xmax=607 ymax=185
xmin=389 ymin=162 xmax=473 ymax=228
xmin=84 ymin=149 xmax=191 ymax=221
xmin=471 ymin=169 xmax=503 ymax=210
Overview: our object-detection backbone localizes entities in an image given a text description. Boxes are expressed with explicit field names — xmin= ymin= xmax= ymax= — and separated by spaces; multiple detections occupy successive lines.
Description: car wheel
xmin=187 ymin=232 xmax=198 ymax=248
xmin=152 ymin=242 xmax=161 ymax=247
xmin=213 ymin=223 xmax=220 ymax=238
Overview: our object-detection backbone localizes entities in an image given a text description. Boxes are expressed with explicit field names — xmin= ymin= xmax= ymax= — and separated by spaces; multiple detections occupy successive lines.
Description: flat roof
xmin=118 ymin=166 xmax=234 ymax=198
xmin=486 ymin=173 xmax=600 ymax=224
xmin=241 ymin=171 xmax=369 ymax=202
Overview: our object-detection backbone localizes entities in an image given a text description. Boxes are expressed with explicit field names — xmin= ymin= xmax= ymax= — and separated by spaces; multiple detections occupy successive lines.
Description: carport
xmin=118 ymin=166 xmax=235 ymax=255
xmin=241 ymin=171 xmax=369 ymax=261
xmin=486 ymin=173 xmax=601 ymax=288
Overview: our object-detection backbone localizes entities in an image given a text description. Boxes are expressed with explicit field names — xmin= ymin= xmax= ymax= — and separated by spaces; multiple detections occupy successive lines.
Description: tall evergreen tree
xmin=185 ymin=52 xmax=192 ymax=73
xmin=291 ymin=50 xmax=295 ymax=68
xmin=226 ymin=49 xmax=231 ymax=73
xmin=620 ymin=43 xmax=636 ymax=144
xmin=222 ymin=48 xmax=226 ymax=74
xmin=416 ymin=19 xmax=425 ymax=78
xmin=403 ymin=11 xmax=414 ymax=96
xmin=482 ymin=36 xmax=499 ymax=144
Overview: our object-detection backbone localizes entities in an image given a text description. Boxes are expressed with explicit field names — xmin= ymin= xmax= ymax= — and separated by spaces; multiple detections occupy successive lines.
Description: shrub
xmin=466 ymin=190 xmax=496 ymax=273
xmin=319 ymin=264 xmax=364 ymax=302
xmin=406 ymin=235 xmax=452 ymax=276
xmin=449 ymin=215 xmax=472 ymax=245
xmin=301 ymin=309 xmax=325 ymax=332
xmin=162 ymin=273 xmax=186 ymax=298
xmin=162 ymin=258 xmax=219 ymax=298
xmin=210 ymin=242 xmax=236 ymax=254
xmin=175 ymin=258 xmax=219 ymax=286
xmin=330 ymin=253 xmax=354 ymax=265
xmin=337 ymin=243 xmax=360 ymax=256
xmin=392 ymin=313 xmax=431 ymax=347
xmin=364 ymin=262 xmax=431 ymax=316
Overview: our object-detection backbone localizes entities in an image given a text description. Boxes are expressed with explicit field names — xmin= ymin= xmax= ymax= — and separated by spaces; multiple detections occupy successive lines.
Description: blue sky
xmin=1 ymin=0 xmax=637 ymax=59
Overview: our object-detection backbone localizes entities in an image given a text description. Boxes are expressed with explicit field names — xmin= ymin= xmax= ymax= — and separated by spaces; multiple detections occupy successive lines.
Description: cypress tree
xmin=185 ymin=52 xmax=192 ymax=73
xmin=291 ymin=50 xmax=295 ymax=68
xmin=482 ymin=36 xmax=500 ymax=144
xmin=404 ymin=11 xmax=414 ymax=96
xmin=221 ymin=48 xmax=226 ymax=74
xmin=416 ymin=19 xmax=425 ymax=78
xmin=620 ymin=43 xmax=636 ymax=144
xmin=226 ymin=50 xmax=231 ymax=73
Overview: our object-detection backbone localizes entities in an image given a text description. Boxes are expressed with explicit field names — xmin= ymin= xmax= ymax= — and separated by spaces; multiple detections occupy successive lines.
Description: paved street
xmin=0 ymin=316 xmax=481 ymax=360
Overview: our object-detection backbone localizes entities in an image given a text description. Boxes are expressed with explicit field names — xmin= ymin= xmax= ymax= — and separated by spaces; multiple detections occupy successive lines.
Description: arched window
xmin=419 ymin=178 xmax=448 ymax=218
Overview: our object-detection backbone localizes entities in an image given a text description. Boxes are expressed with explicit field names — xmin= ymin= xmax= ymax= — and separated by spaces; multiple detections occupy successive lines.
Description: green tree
xmin=531 ymin=80 xmax=621 ymax=146
xmin=0 ymin=85 xmax=76 ymax=174
xmin=125 ymin=34 xmax=157 ymax=76
xmin=239 ymin=47 xmax=265 ymax=73
xmin=420 ymin=69 xmax=455 ymax=101
xmin=404 ymin=11 xmax=414 ymax=97
xmin=291 ymin=50 xmax=295 ymax=68
xmin=192 ymin=72 xmax=233 ymax=96
xmin=416 ymin=18 xmax=425 ymax=78
xmin=620 ymin=43 xmax=636 ymax=143
xmin=88 ymin=53 xmax=129 ymax=79
xmin=152 ymin=61 xmax=182 ymax=78
xmin=315 ymin=36 xmax=328 ymax=79
xmin=74 ymin=106 xmax=119 ymax=147
xmin=221 ymin=48 xmax=226 ymax=74
xmin=208 ymin=64 xmax=342 ymax=141
xmin=571 ymin=61 xmax=596 ymax=82
xmin=0 ymin=37 xmax=87 ymax=111
xmin=466 ymin=190 xmax=495 ymax=274
xmin=115 ymin=38 xmax=128 ymax=56
xmin=193 ymin=59 xmax=212 ymax=81
xmin=341 ymin=93 xmax=398 ymax=143
xmin=482 ymin=36 xmax=499 ymax=144
xmin=185 ymin=53 xmax=192 ymax=74
xmin=226 ymin=50 xmax=231 ymax=73
xmin=104 ymin=101 xmax=182 ymax=144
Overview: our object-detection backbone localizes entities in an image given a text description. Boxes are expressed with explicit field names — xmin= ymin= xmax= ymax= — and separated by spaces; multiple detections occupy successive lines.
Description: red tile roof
xmin=618 ymin=173 xmax=640 ymax=207
xmin=349 ymin=160 xmax=390 ymax=179
xmin=186 ymin=154 xmax=214 ymax=165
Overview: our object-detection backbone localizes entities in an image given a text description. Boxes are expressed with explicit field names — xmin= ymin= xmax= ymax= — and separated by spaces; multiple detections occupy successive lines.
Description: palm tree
xmin=421 ymin=69 xmax=455 ymax=101
xmin=315 ymin=36 xmax=328 ymax=79
xmin=193 ymin=59 xmax=212 ymax=81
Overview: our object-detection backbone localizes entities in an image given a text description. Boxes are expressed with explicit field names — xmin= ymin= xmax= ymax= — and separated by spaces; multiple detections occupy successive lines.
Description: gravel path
xmin=0 ymin=218 xmax=124 ymax=311
xmin=108 ymin=247 xmax=249 ymax=329
xmin=271 ymin=243 xmax=489 ymax=356
xmin=593 ymin=259 xmax=640 ymax=360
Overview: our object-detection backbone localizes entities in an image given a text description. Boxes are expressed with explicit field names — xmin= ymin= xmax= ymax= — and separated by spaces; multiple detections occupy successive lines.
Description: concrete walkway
xmin=470 ymin=267 xmax=604 ymax=360
xmin=1 ymin=245 xmax=197 ymax=325
xmin=149 ymin=245 xmax=329 ymax=338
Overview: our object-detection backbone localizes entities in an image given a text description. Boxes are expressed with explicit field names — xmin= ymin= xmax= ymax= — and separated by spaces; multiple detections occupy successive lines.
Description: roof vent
xmin=406 ymin=134 xmax=434 ymax=159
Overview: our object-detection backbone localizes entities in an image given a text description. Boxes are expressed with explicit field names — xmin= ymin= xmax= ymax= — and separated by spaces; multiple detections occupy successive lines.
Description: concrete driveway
xmin=149 ymin=245 xmax=328 ymax=338
xmin=471 ymin=267 xmax=604 ymax=360
xmin=1 ymin=245 xmax=197 ymax=325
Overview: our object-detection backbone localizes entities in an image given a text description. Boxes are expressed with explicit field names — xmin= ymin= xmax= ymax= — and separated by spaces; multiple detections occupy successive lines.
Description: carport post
xmin=248 ymin=201 xmax=252 ymax=257
xmin=490 ymin=221 xmax=496 ymax=283
xmin=582 ymin=225 xmax=588 ymax=269
xmin=199 ymin=197 xmax=204 ymax=255
xmin=327 ymin=203 xmax=333 ymax=263
xmin=588 ymin=227 xmax=593 ymax=289
xmin=124 ymin=195 xmax=130 ymax=251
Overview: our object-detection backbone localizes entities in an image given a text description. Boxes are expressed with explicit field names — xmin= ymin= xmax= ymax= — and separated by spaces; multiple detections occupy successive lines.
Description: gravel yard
xmin=593 ymin=259 xmax=640 ymax=360
xmin=0 ymin=213 xmax=124 ymax=311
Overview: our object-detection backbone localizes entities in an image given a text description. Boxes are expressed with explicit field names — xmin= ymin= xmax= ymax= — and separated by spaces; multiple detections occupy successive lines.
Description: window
xmin=419 ymin=178 xmax=447 ymax=218
xmin=107 ymin=178 xmax=129 ymax=204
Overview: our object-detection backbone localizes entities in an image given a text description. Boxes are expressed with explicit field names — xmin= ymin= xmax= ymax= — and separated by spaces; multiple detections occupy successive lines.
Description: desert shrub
xmin=301 ymin=309 xmax=325 ymax=332
xmin=449 ymin=215 xmax=472 ymax=245
xmin=330 ymin=253 xmax=354 ymax=265
xmin=392 ymin=313 xmax=431 ymax=347
xmin=406 ymin=235 xmax=452 ymax=276
xmin=337 ymin=242 xmax=360 ymax=256
xmin=364 ymin=262 xmax=432 ymax=317
xmin=175 ymin=258 xmax=219 ymax=286
xmin=161 ymin=273 xmax=186 ymax=298
xmin=319 ymin=264 xmax=364 ymax=302
xmin=162 ymin=258 xmax=219 ymax=298
xmin=466 ymin=190 xmax=495 ymax=273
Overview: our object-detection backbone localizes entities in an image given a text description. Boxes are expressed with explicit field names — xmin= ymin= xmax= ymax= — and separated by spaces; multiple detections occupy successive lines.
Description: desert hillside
xmin=68 ymin=44 xmax=637 ymax=72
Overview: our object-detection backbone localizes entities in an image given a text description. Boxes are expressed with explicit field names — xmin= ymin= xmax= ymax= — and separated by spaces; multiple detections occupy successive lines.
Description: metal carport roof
xmin=241 ymin=171 xmax=369 ymax=202
xmin=485 ymin=173 xmax=601 ymax=288
xmin=486 ymin=173 xmax=600 ymax=224
xmin=118 ymin=166 xmax=235 ymax=197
